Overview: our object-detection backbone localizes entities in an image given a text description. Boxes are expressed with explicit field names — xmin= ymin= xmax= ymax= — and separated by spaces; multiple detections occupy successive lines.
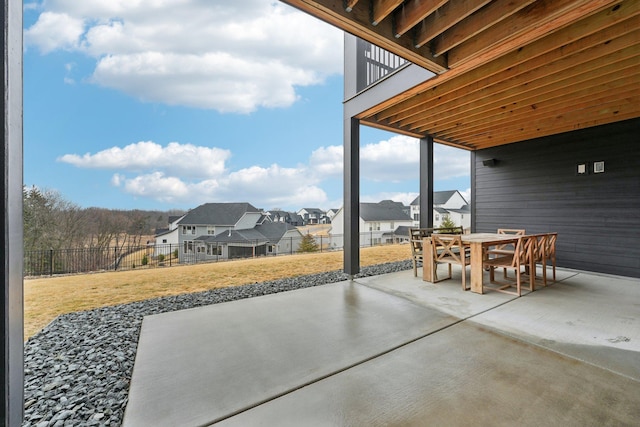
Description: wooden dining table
xmin=423 ymin=233 xmax=523 ymax=294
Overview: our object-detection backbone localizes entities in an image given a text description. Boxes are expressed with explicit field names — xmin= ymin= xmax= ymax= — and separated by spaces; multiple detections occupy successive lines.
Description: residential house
xmin=157 ymin=202 xmax=262 ymax=262
xmin=330 ymin=200 xmax=413 ymax=248
xmin=325 ymin=208 xmax=340 ymax=222
xmin=297 ymin=208 xmax=328 ymax=225
xmin=194 ymin=223 xmax=302 ymax=259
xmin=410 ymin=191 xmax=470 ymax=230
xmin=154 ymin=203 xmax=304 ymax=262
xmin=265 ymin=210 xmax=304 ymax=226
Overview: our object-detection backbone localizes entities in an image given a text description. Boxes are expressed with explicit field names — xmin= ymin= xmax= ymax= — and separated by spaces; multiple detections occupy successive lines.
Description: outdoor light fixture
xmin=482 ymin=158 xmax=498 ymax=167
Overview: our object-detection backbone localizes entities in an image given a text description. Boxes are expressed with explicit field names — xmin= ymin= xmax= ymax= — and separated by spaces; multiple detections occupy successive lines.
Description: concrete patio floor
xmin=123 ymin=267 xmax=640 ymax=426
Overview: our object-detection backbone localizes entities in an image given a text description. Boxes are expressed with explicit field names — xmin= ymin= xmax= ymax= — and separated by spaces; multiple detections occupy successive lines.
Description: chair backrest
xmin=431 ymin=234 xmax=465 ymax=264
xmin=531 ymin=234 xmax=548 ymax=262
xmin=516 ymin=236 xmax=536 ymax=267
xmin=497 ymin=228 xmax=525 ymax=236
xmin=544 ymin=233 xmax=558 ymax=258
xmin=409 ymin=228 xmax=430 ymax=256
xmin=495 ymin=228 xmax=525 ymax=250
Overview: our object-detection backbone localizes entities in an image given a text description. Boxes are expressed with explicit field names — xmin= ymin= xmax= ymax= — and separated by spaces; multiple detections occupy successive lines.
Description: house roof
xmin=179 ymin=203 xmax=260 ymax=226
xmin=168 ymin=215 xmax=183 ymax=224
xmin=256 ymin=222 xmax=300 ymax=241
xmin=448 ymin=205 xmax=472 ymax=214
xmin=360 ymin=201 xmax=412 ymax=222
xmin=154 ymin=228 xmax=174 ymax=238
xmin=382 ymin=225 xmax=414 ymax=237
xmin=411 ymin=190 xmax=466 ymax=206
xmin=281 ymin=1 xmax=640 ymax=151
xmin=196 ymin=228 xmax=269 ymax=245
xmin=195 ymin=222 xmax=298 ymax=244
xmin=299 ymin=208 xmax=325 ymax=215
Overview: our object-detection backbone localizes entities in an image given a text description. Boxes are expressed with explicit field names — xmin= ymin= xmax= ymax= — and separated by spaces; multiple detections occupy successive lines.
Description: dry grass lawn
xmin=24 ymin=244 xmax=411 ymax=340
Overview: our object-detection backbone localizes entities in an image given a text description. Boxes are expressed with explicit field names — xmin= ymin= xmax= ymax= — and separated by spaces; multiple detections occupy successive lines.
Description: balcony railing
xmin=356 ymin=38 xmax=408 ymax=92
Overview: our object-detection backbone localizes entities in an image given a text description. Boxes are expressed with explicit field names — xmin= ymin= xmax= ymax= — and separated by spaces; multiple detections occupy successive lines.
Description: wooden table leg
xmin=470 ymin=242 xmax=484 ymax=294
xmin=422 ymin=238 xmax=434 ymax=282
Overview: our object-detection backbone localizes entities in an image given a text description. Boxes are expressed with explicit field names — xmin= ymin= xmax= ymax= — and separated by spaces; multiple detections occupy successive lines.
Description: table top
xmin=460 ymin=233 xmax=522 ymax=244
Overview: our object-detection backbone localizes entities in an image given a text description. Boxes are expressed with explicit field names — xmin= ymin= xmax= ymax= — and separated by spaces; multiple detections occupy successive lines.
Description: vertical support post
xmin=344 ymin=117 xmax=360 ymax=277
xmin=470 ymin=151 xmax=476 ymax=233
xmin=419 ymin=136 xmax=434 ymax=229
xmin=2 ymin=0 xmax=24 ymax=423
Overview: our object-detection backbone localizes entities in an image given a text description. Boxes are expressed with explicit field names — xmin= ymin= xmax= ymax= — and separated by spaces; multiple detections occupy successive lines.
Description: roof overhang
xmin=281 ymin=0 xmax=640 ymax=150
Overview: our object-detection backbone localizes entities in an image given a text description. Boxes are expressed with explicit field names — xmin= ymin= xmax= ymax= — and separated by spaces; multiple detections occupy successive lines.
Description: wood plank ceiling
xmin=281 ymin=0 xmax=640 ymax=151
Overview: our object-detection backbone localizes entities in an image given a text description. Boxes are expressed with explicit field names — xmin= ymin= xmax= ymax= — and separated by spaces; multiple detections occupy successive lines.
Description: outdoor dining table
xmin=423 ymin=233 xmax=523 ymax=294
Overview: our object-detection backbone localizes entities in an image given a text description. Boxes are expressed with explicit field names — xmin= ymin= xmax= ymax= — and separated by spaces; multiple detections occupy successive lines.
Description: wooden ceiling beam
xmin=425 ymin=52 xmax=640 ymax=134
xmin=467 ymin=106 xmax=640 ymax=149
xmin=448 ymin=0 xmax=621 ymax=68
xmin=431 ymin=0 xmax=536 ymax=57
xmin=372 ymin=0 xmax=403 ymax=25
xmin=414 ymin=0 xmax=492 ymax=48
xmin=344 ymin=0 xmax=360 ymax=12
xmin=463 ymin=98 xmax=640 ymax=148
xmin=425 ymin=63 xmax=639 ymax=138
xmin=397 ymin=31 xmax=639 ymax=130
xmin=369 ymin=2 xmax=640 ymax=122
xmin=468 ymin=107 xmax=640 ymax=149
xmin=280 ymin=0 xmax=448 ymax=73
xmin=404 ymin=34 xmax=640 ymax=131
xmin=394 ymin=0 xmax=447 ymax=37
xmin=358 ymin=119 xmax=425 ymax=138
xmin=438 ymin=75 xmax=640 ymax=140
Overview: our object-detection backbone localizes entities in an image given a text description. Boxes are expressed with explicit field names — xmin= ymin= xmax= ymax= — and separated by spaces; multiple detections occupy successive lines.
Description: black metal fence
xmin=24 ymin=232 xmax=410 ymax=277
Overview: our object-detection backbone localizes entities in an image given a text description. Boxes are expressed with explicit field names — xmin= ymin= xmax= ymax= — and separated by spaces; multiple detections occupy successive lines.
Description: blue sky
xmin=23 ymin=0 xmax=469 ymax=212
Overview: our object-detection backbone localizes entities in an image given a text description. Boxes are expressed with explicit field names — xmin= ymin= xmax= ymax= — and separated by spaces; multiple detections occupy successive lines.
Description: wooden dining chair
xmin=487 ymin=228 xmax=526 ymax=278
xmin=482 ymin=235 xmax=535 ymax=296
xmin=431 ymin=234 xmax=471 ymax=291
xmin=542 ymin=232 xmax=558 ymax=284
xmin=409 ymin=228 xmax=431 ymax=277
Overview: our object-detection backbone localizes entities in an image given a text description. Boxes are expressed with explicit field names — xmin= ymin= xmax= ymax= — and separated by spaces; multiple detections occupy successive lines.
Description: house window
xmin=162 ymin=239 xmax=167 ymax=243
xmin=413 ymin=213 xmax=419 ymax=221
xmin=207 ymin=244 xmax=222 ymax=256
xmin=207 ymin=226 xmax=216 ymax=235
xmin=390 ymin=222 xmax=394 ymax=229
xmin=182 ymin=225 xmax=195 ymax=235
xmin=183 ymin=241 xmax=193 ymax=253
xmin=435 ymin=214 xmax=440 ymax=221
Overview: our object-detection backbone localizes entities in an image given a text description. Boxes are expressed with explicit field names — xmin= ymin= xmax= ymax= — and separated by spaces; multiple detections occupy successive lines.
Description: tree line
xmin=23 ymin=186 xmax=185 ymax=253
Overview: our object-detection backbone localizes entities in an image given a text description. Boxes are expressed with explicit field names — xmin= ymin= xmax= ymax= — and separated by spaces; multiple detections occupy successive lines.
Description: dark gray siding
xmin=474 ymin=118 xmax=640 ymax=278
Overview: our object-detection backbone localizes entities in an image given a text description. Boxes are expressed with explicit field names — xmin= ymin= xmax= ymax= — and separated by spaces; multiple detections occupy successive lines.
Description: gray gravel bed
xmin=23 ymin=260 xmax=411 ymax=426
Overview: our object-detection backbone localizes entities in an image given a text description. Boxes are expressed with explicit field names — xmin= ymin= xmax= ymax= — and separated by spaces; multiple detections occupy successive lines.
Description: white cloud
xmin=460 ymin=188 xmax=471 ymax=204
xmin=24 ymin=0 xmax=343 ymax=113
xmin=59 ymin=140 xmax=327 ymax=208
xmin=58 ymin=141 xmax=230 ymax=179
xmin=309 ymin=135 xmax=469 ymax=183
xmin=59 ymin=135 xmax=468 ymax=210
xmin=309 ymin=145 xmax=343 ymax=178
xmin=24 ymin=12 xmax=85 ymax=53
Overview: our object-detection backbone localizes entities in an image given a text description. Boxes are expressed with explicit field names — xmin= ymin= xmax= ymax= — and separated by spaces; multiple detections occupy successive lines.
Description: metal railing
xmin=24 ymin=232 xmax=411 ymax=277
xmin=356 ymin=38 xmax=408 ymax=92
